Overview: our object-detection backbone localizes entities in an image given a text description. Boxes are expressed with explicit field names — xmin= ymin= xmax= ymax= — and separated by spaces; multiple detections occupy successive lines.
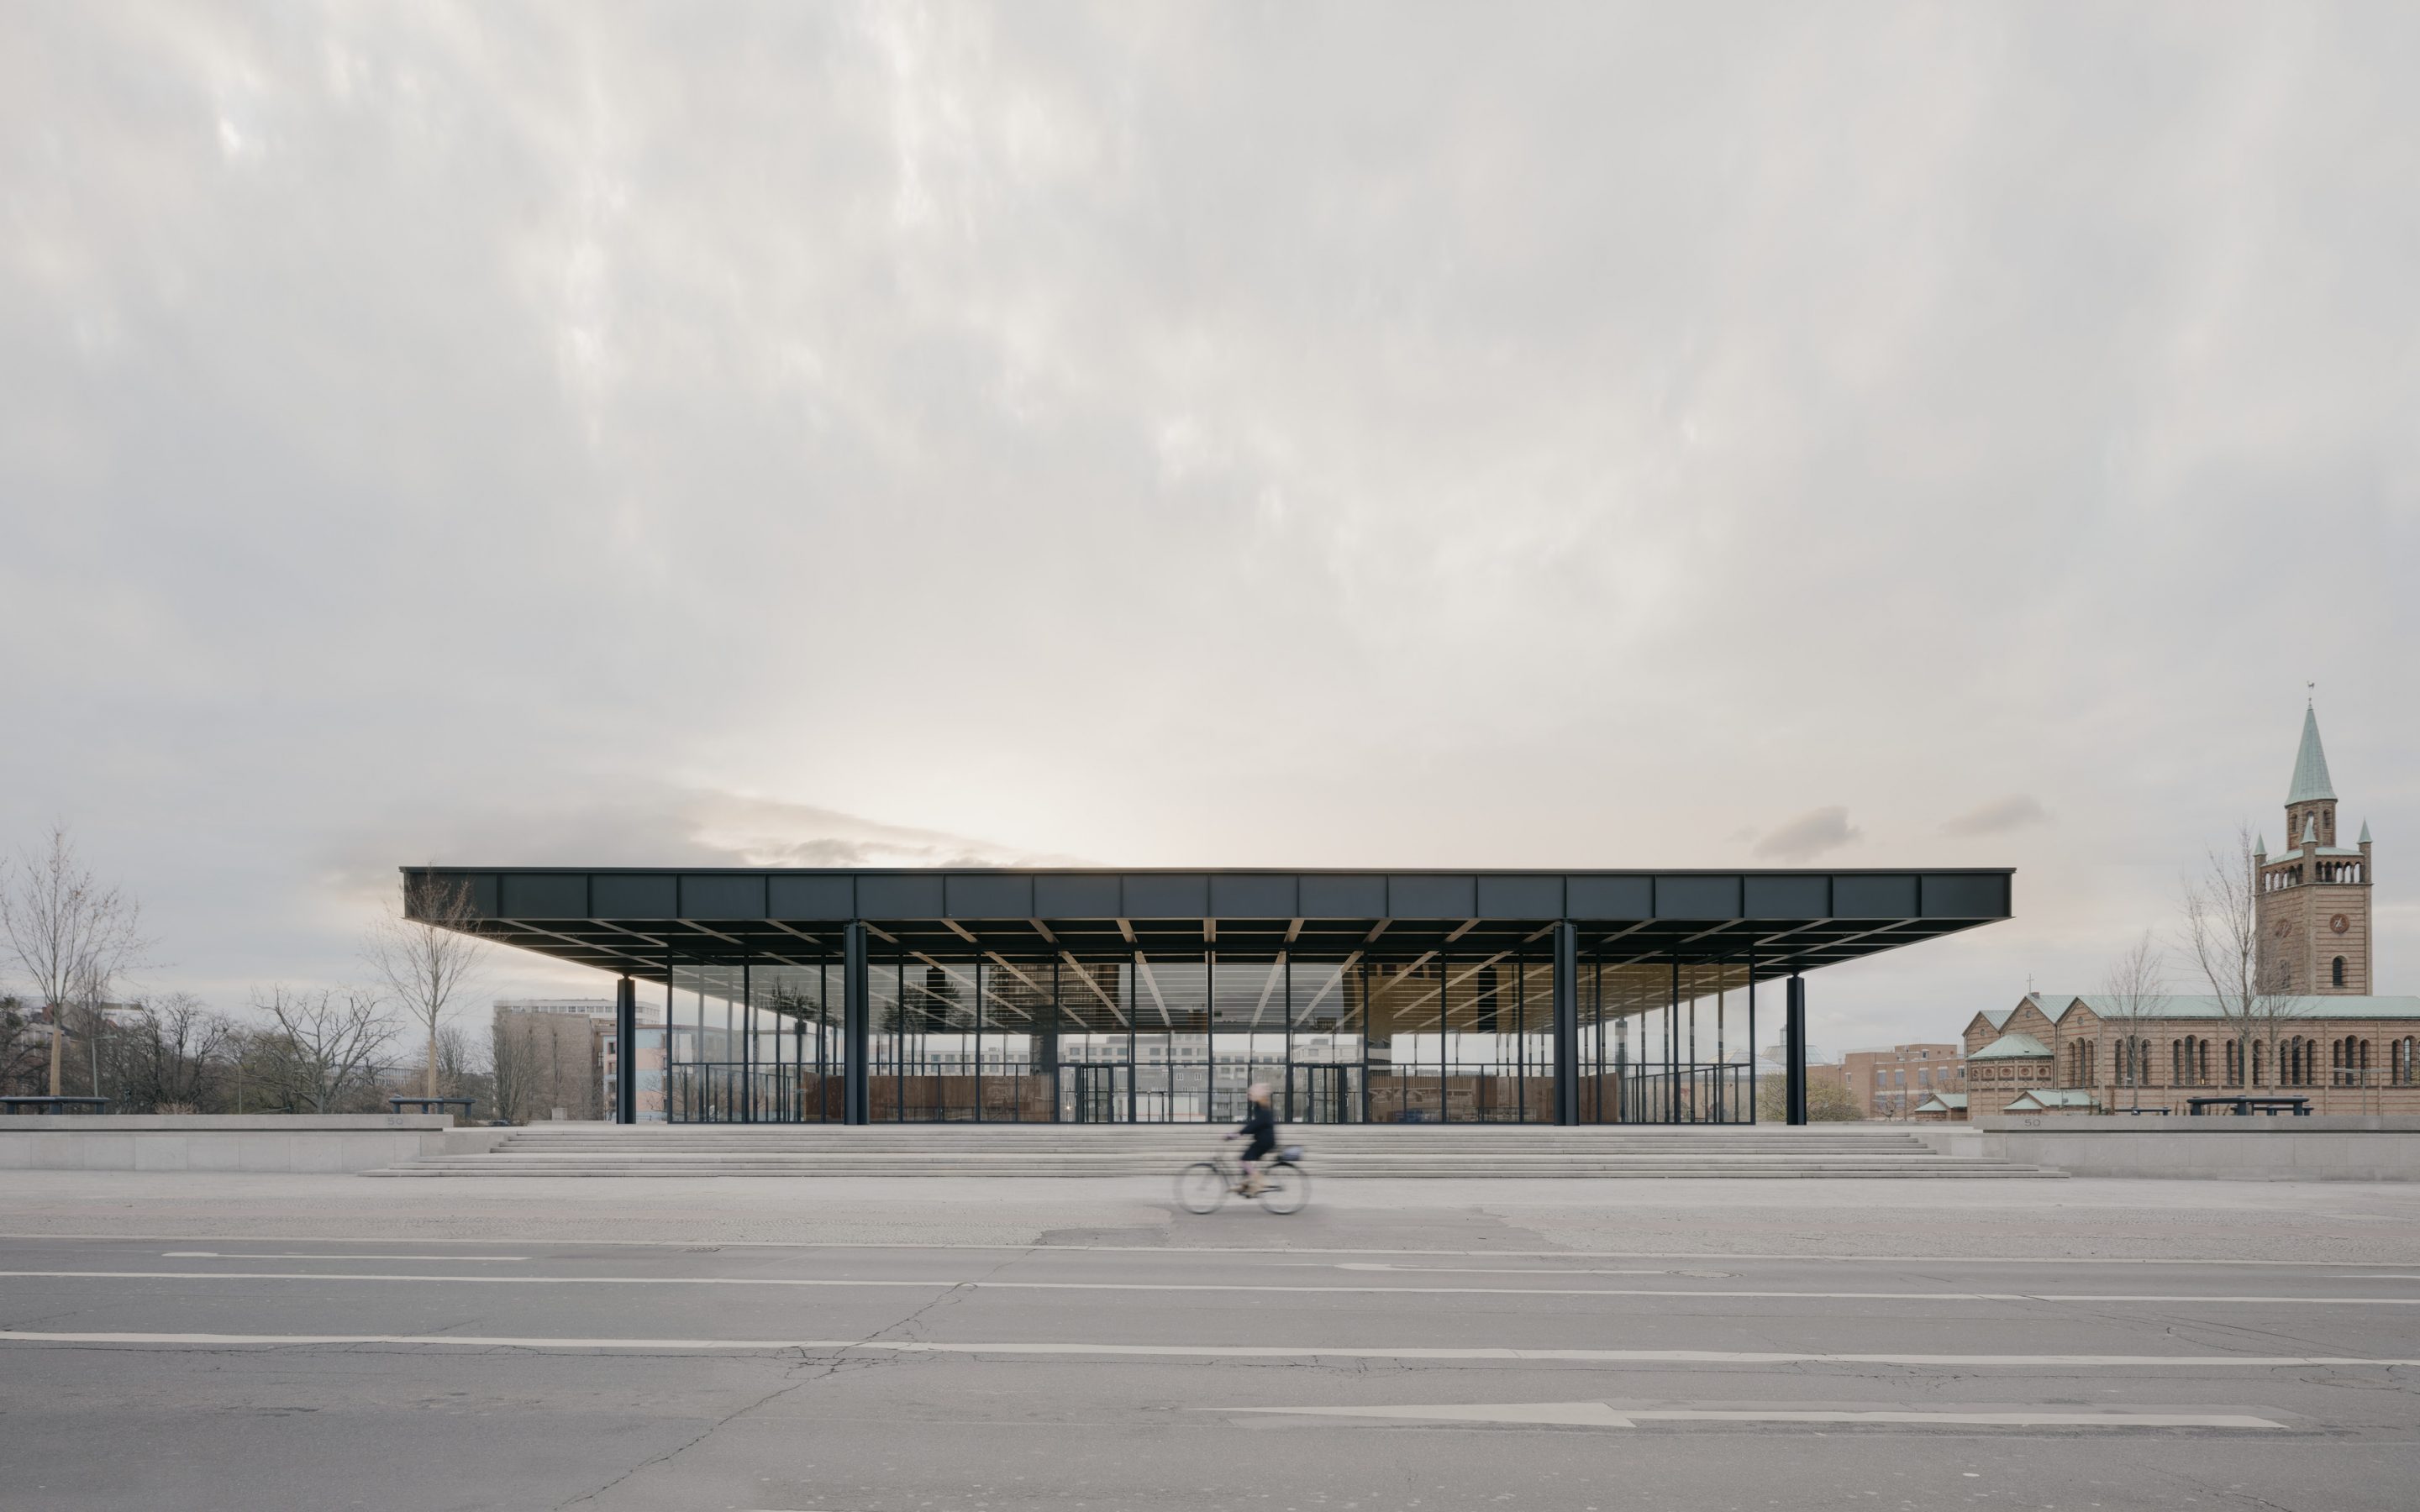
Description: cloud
xmin=0 ymin=4 xmax=2415 ymax=1042
xmin=1940 ymin=795 xmax=2052 ymax=837
xmin=1752 ymin=807 xmax=1861 ymax=862
xmin=329 ymin=785 xmax=1084 ymax=900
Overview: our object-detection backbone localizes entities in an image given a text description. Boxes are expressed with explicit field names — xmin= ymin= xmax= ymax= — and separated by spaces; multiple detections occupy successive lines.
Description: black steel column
xmin=843 ymin=921 xmax=870 ymax=1126
xmin=613 ymin=975 xmax=637 ymax=1125
xmin=1551 ymin=921 xmax=1578 ymax=1126
xmin=1785 ymin=972 xmax=1808 ymax=1126
xmin=1745 ymin=953 xmax=1758 ymax=1126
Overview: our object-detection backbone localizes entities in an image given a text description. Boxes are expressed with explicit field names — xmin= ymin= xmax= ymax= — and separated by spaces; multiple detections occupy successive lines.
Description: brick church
xmin=1929 ymin=705 xmax=2416 ymax=1120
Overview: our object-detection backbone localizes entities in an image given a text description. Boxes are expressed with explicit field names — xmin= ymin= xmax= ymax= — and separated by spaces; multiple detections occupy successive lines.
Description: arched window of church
xmin=2333 ymin=957 xmax=2347 ymax=989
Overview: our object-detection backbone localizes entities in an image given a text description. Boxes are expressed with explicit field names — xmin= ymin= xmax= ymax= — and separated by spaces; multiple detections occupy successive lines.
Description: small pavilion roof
xmin=1969 ymin=1031 xmax=2052 ymax=1061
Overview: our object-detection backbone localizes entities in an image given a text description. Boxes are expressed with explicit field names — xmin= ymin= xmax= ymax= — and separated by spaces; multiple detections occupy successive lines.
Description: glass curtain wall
xmin=1575 ymin=958 xmax=1755 ymax=1123
xmin=865 ymin=954 xmax=1057 ymax=1121
xmin=665 ymin=954 xmax=842 ymax=1122
xmin=1365 ymin=951 xmax=1556 ymax=1122
xmin=660 ymin=946 xmax=1760 ymax=1124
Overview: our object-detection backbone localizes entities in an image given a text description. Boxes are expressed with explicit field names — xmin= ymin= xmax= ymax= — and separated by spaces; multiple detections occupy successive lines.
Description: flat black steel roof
xmin=403 ymin=866 xmax=2012 ymax=984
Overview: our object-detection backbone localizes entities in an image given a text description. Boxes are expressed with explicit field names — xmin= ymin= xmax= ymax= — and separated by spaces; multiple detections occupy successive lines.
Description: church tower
xmin=2254 ymin=704 xmax=2375 ymax=994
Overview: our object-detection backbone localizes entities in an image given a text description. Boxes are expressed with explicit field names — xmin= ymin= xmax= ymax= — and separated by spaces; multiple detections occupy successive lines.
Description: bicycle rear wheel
xmin=1176 ymin=1162 xmax=1228 ymax=1214
xmin=1256 ymin=1163 xmax=1309 ymax=1215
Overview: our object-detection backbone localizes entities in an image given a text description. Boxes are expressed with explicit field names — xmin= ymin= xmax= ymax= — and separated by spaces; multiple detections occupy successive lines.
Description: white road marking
xmin=1234 ymin=1399 xmax=1634 ymax=1426
xmin=0 ymin=1232 xmax=2405 ymax=1268
xmin=0 ymin=1269 xmax=2408 ymax=1305
xmin=0 ymin=1331 xmax=2408 ymax=1369
xmin=1339 ymin=1263 xmax=1736 ymax=1277
xmin=160 ymin=1252 xmax=529 ymax=1262
xmin=1218 ymin=1401 xmax=2288 ymax=1431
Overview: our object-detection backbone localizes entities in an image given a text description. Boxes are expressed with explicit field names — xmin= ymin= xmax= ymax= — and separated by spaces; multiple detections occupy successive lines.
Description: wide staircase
xmin=364 ymin=1123 xmax=2063 ymax=1179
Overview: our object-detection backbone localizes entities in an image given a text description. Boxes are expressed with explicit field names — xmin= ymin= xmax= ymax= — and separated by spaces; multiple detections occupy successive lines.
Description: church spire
xmin=2287 ymin=701 xmax=2337 ymax=805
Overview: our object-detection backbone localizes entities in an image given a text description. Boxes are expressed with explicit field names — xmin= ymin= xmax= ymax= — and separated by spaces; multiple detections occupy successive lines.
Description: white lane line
xmin=1218 ymin=1400 xmax=2287 ymax=1431
xmin=1 ymin=1233 xmax=2405 ymax=1268
xmin=0 ymin=1270 xmax=2411 ymax=1305
xmin=0 ymin=1331 xmax=2410 ymax=1368
xmin=1339 ymin=1263 xmax=1738 ymax=1277
xmin=160 ymin=1252 xmax=529 ymax=1263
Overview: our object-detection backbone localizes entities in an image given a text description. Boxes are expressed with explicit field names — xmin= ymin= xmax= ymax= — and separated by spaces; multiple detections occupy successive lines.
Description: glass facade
xmin=1575 ymin=958 xmax=1755 ymax=1123
xmin=657 ymin=943 xmax=1760 ymax=1125
xmin=666 ymin=957 xmax=844 ymax=1123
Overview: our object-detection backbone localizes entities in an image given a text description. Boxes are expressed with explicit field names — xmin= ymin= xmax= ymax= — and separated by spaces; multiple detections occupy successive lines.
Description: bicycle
xmin=1177 ymin=1143 xmax=1310 ymax=1215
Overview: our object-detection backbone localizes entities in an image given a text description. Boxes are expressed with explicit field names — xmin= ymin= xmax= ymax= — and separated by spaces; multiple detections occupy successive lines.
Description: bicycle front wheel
xmin=1177 ymin=1162 xmax=1228 ymax=1215
xmin=1257 ymin=1164 xmax=1309 ymax=1215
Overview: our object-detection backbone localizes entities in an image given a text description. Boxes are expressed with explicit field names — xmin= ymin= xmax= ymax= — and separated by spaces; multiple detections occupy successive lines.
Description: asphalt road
xmin=4 ymin=1221 xmax=2419 ymax=1512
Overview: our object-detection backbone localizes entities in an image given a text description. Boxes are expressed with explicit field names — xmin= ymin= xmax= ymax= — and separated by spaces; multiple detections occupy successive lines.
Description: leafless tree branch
xmin=364 ymin=874 xmax=492 ymax=1100
xmin=0 ymin=823 xmax=151 ymax=1096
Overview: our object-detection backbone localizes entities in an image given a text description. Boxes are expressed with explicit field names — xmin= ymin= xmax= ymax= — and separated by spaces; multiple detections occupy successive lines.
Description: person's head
xmin=1248 ymin=1082 xmax=1271 ymax=1105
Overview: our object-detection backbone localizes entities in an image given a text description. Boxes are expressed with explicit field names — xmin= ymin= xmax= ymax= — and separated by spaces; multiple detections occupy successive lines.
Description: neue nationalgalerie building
xmin=403 ymin=866 xmax=2012 ymax=1126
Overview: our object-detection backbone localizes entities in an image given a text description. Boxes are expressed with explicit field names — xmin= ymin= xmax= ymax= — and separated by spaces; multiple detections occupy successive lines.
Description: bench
xmin=2186 ymin=1095 xmax=2312 ymax=1117
xmin=388 ymin=1097 xmax=476 ymax=1120
xmin=0 ymin=1096 xmax=113 ymax=1116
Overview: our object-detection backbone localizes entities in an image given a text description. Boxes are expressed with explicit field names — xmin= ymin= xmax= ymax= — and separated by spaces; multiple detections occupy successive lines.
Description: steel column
xmin=1785 ymin=973 xmax=1808 ymax=1126
xmin=613 ymin=974 xmax=637 ymax=1125
xmin=843 ymin=921 xmax=870 ymax=1126
xmin=1551 ymin=921 xmax=1578 ymax=1125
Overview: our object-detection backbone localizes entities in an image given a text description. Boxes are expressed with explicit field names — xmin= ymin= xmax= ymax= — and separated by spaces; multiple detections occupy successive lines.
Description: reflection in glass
xmin=656 ymin=943 xmax=1761 ymax=1125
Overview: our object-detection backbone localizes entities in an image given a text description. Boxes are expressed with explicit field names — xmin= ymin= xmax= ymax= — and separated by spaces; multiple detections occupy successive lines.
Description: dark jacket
xmin=1237 ymin=1103 xmax=1276 ymax=1142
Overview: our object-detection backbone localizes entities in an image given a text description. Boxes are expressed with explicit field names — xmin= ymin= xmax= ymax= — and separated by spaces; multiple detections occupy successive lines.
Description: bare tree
xmin=2181 ymin=824 xmax=2302 ymax=1101
xmin=117 ymin=994 xmax=232 ymax=1113
xmin=433 ymin=1022 xmax=496 ymax=1121
xmin=2098 ymin=931 xmax=2167 ymax=1111
xmin=489 ymin=1009 xmax=531 ymax=1126
xmin=0 ymin=995 xmax=46 ymax=1096
xmin=249 ymin=986 xmax=398 ymax=1113
xmin=0 ymin=824 xmax=150 ymax=1097
xmin=364 ymin=875 xmax=492 ymax=1100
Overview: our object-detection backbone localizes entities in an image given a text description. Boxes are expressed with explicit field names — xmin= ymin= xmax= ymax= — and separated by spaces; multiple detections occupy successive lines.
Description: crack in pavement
xmin=550 ymin=1350 xmax=852 ymax=1510
xmin=550 ymin=1247 xmax=1031 ymax=1508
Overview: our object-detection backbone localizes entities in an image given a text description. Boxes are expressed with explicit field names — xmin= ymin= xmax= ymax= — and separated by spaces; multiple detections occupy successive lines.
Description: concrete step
xmin=366 ymin=1163 xmax=2060 ymax=1179
xmin=367 ymin=1122 xmax=2053 ymax=1177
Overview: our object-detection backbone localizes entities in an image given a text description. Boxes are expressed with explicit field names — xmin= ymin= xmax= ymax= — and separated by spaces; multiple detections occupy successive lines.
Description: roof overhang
xmin=401 ymin=866 xmax=2013 ymax=986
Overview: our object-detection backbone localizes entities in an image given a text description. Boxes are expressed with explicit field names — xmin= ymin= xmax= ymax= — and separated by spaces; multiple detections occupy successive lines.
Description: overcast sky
xmin=4 ymin=3 xmax=2414 ymax=1052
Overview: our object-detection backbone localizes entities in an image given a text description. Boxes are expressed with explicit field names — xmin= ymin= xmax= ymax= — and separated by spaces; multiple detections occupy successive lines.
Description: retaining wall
xmin=1973 ymin=1114 xmax=2420 ymax=1180
xmin=0 ymin=1115 xmax=476 ymax=1173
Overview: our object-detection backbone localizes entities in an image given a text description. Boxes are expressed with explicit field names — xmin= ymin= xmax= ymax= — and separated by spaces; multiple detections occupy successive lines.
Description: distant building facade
xmin=1844 ymin=1043 xmax=1963 ymax=1120
xmin=1936 ymin=706 xmax=2407 ymax=1121
xmin=1941 ymin=991 xmax=2420 ymax=1119
xmin=492 ymin=999 xmax=613 ymax=1121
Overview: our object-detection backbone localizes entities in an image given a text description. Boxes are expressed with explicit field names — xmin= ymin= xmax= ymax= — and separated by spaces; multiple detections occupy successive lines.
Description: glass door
xmin=1058 ymin=1064 xmax=1127 ymax=1123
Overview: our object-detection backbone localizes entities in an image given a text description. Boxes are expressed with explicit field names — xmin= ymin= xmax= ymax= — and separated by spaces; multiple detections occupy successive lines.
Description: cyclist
xmin=1225 ymin=1081 xmax=1279 ymax=1195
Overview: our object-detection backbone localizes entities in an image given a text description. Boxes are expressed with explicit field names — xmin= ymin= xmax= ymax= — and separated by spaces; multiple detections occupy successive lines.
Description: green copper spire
xmin=2360 ymin=819 xmax=2372 ymax=843
xmin=2287 ymin=702 xmax=2337 ymax=804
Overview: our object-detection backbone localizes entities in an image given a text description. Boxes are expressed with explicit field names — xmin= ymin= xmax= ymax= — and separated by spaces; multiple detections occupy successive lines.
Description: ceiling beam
xmin=1060 ymin=951 xmax=1128 ymax=1029
xmin=1248 ymin=953 xmax=1286 ymax=1029
xmin=1291 ymin=951 xmax=1362 ymax=1029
